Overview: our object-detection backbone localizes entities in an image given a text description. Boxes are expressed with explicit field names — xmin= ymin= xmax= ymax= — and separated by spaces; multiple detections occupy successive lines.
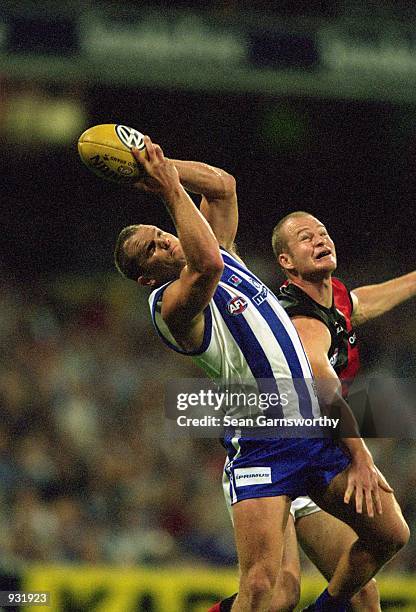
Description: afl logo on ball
xmin=117 ymin=165 xmax=133 ymax=176
xmin=115 ymin=125 xmax=145 ymax=150
xmin=227 ymin=296 xmax=248 ymax=315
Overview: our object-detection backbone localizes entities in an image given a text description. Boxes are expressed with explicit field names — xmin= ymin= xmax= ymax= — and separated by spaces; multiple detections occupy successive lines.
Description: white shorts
xmin=289 ymin=495 xmax=321 ymax=521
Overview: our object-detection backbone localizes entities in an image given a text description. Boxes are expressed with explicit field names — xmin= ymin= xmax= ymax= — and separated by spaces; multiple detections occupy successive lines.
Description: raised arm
xmin=133 ymin=138 xmax=223 ymax=350
xmin=351 ymin=271 xmax=416 ymax=326
xmin=169 ymin=159 xmax=238 ymax=251
xmin=291 ymin=316 xmax=393 ymax=517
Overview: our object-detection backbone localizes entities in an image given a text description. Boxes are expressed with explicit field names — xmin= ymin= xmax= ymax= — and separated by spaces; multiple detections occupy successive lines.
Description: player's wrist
xmin=160 ymin=185 xmax=192 ymax=211
xmin=342 ymin=437 xmax=371 ymax=459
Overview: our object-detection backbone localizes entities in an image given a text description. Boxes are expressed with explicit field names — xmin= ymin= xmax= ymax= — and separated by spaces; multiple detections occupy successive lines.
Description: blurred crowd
xmin=0 ymin=268 xmax=415 ymax=574
xmin=113 ymin=0 xmax=415 ymax=19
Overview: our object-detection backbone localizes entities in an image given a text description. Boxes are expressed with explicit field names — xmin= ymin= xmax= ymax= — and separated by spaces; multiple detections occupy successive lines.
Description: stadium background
xmin=0 ymin=0 xmax=415 ymax=610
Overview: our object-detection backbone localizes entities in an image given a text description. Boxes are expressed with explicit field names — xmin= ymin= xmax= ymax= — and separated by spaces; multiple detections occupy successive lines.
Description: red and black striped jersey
xmin=278 ymin=277 xmax=360 ymax=398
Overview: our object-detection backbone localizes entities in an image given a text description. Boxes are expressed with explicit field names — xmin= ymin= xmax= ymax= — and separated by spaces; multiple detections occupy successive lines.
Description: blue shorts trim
xmin=223 ymin=437 xmax=350 ymax=504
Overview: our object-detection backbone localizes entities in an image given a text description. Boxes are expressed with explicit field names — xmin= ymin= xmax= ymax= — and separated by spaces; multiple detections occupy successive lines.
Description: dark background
xmin=2 ymin=88 xmax=415 ymax=279
xmin=1 ymin=2 xmax=416 ymax=596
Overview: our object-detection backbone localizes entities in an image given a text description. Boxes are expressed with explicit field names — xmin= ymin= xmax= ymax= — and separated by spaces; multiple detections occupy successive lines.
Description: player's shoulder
xmin=278 ymin=282 xmax=329 ymax=325
xmin=278 ymin=281 xmax=313 ymax=307
xmin=219 ymin=244 xmax=246 ymax=267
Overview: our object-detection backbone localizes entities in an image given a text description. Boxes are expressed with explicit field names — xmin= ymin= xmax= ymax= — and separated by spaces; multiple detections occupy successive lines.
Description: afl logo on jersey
xmin=227 ymin=296 xmax=248 ymax=315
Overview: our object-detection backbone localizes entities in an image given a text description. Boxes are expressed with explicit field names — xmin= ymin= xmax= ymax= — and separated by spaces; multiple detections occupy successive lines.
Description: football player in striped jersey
xmin=114 ymin=139 xmax=408 ymax=612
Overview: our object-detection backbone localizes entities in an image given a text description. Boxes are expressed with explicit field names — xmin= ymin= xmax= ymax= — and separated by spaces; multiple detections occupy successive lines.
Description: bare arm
xmin=351 ymin=271 xmax=416 ymax=326
xmin=132 ymin=139 xmax=223 ymax=349
xmin=170 ymin=159 xmax=238 ymax=251
xmin=291 ymin=316 xmax=393 ymax=516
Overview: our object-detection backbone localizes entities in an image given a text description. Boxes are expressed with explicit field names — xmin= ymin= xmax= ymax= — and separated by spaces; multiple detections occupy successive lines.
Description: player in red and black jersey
xmin=211 ymin=212 xmax=415 ymax=611
xmin=279 ymin=276 xmax=359 ymax=399
xmin=272 ymin=211 xmax=414 ymax=611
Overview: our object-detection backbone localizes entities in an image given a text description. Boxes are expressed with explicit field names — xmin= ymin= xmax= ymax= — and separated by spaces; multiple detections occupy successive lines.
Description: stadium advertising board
xmin=22 ymin=565 xmax=416 ymax=611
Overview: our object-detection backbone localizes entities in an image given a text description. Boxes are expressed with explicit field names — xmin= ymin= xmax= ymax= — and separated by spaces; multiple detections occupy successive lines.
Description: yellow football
xmin=77 ymin=124 xmax=148 ymax=183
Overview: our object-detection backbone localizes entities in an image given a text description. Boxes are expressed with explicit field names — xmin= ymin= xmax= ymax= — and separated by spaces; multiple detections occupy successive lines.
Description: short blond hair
xmin=272 ymin=211 xmax=312 ymax=266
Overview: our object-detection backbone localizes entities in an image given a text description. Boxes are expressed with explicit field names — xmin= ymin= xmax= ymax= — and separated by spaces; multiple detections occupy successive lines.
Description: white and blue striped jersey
xmin=149 ymin=248 xmax=321 ymax=420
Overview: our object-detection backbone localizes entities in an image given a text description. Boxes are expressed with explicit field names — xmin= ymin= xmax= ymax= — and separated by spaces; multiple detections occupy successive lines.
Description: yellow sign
xmin=23 ymin=565 xmax=416 ymax=612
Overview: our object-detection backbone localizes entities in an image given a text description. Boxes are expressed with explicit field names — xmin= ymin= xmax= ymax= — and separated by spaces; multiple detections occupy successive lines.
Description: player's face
xmin=126 ymin=224 xmax=186 ymax=286
xmin=279 ymin=215 xmax=337 ymax=279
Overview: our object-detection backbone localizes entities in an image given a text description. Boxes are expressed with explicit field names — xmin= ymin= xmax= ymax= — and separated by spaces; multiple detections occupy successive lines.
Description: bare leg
xmin=270 ymin=516 xmax=301 ymax=612
xmin=296 ymin=510 xmax=380 ymax=611
xmin=309 ymin=469 xmax=409 ymax=601
xmin=231 ymin=496 xmax=291 ymax=612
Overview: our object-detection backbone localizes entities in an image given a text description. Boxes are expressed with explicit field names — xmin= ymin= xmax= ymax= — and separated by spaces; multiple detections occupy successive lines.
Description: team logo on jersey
xmin=329 ymin=348 xmax=339 ymax=366
xmin=334 ymin=322 xmax=344 ymax=334
xmin=227 ymin=296 xmax=248 ymax=315
xmin=246 ymin=276 xmax=268 ymax=305
xmin=228 ymin=274 xmax=242 ymax=287
xmin=252 ymin=285 xmax=268 ymax=306
xmin=348 ymin=331 xmax=357 ymax=346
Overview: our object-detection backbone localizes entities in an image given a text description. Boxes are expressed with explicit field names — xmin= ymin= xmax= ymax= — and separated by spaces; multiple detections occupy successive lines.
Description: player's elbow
xmin=190 ymin=261 xmax=223 ymax=303
xmin=315 ymin=379 xmax=342 ymax=412
xmin=202 ymin=253 xmax=224 ymax=278
xmin=216 ymin=171 xmax=236 ymax=199
xmin=193 ymin=249 xmax=224 ymax=280
xmin=223 ymin=172 xmax=236 ymax=194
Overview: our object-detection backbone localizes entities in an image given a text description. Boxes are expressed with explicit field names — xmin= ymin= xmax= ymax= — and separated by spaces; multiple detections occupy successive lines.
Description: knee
xmin=243 ymin=563 xmax=277 ymax=604
xmin=367 ymin=517 xmax=410 ymax=566
xmin=350 ymin=578 xmax=380 ymax=611
xmin=380 ymin=517 xmax=410 ymax=557
xmin=269 ymin=571 xmax=300 ymax=612
xmin=394 ymin=518 xmax=411 ymax=550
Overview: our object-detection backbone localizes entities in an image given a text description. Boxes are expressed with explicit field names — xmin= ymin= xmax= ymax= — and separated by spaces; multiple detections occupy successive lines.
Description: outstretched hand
xmin=131 ymin=136 xmax=180 ymax=197
xmin=344 ymin=453 xmax=394 ymax=517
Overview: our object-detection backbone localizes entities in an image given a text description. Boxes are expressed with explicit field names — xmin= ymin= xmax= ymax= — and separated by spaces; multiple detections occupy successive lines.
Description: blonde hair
xmin=272 ymin=211 xmax=311 ymax=265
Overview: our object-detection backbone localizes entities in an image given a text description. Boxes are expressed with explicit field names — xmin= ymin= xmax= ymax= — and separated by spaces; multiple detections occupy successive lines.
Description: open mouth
xmin=315 ymin=249 xmax=332 ymax=260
